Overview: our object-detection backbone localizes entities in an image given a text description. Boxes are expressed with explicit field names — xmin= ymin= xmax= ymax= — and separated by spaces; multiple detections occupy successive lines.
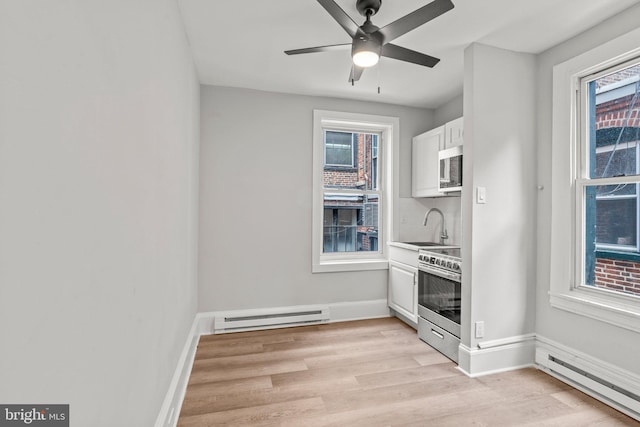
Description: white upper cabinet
xmin=412 ymin=125 xmax=444 ymax=198
xmin=444 ymin=116 xmax=464 ymax=148
xmin=412 ymin=117 xmax=463 ymax=198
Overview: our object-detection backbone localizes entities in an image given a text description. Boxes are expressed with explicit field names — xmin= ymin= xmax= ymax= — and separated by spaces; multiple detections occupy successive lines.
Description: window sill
xmin=596 ymin=249 xmax=640 ymax=263
xmin=550 ymin=287 xmax=640 ymax=333
xmin=324 ymin=166 xmax=358 ymax=172
xmin=312 ymin=258 xmax=389 ymax=273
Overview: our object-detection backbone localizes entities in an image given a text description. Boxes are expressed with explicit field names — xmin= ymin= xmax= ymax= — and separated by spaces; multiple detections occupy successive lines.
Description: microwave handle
xmin=438 ymin=145 xmax=463 ymax=160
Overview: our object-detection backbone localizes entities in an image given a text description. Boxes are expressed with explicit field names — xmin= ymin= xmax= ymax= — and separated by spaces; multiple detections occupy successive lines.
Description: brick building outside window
xmin=586 ymin=63 xmax=640 ymax=296
xmin=322 ymin=131 xmax=379 ymax=253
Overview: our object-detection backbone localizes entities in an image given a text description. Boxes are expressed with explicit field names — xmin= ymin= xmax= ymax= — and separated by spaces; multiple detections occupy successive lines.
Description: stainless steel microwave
xmin=438 ymin=145 xmax=463 ymax=192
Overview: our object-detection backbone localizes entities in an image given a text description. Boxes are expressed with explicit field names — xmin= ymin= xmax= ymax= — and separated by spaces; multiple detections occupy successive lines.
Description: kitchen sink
xmin=401 ymin=241 xmax=444 ymax=246
xmin=390 ymin=241 xmax=460 ymax=250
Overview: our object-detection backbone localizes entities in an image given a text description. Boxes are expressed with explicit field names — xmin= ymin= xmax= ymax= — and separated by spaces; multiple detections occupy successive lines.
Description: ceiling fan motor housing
xmin=356 ymin=0 xmax=381 ymax=17
xmin=352 ymin=35 xmax=382 ymax=56
xmin=351 ymin=29 xmax=382 ymax=67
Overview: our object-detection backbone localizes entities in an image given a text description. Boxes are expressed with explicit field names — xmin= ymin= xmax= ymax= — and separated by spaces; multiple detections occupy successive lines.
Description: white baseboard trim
xmin=536 ymin=335 xmax=640 ymax=421
xmin=458 ymin=334 xmax=536 ymax=378
xmin=154 ymin=315 xmax=200 ymax=427
xmin=197 ymin=299 xmax=390 ymax=335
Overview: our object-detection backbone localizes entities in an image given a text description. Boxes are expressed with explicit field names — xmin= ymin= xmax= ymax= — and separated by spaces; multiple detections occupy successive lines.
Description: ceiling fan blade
xmin=381 ymin=44 xmax=440 ymax=68
xmin=317 ymin=0 xmax=363 ymax=39
xmin=285 ymin=43 xmax=352 ymax=55
xmin=349 ymin=65 xmax=364 ymax=83
xmin=377 ymin=0 xmax=454 ymax=44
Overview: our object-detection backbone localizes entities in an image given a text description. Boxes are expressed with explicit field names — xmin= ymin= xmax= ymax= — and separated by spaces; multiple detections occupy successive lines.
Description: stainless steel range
xmin=417 ymin=247 xmax=461 ymax=362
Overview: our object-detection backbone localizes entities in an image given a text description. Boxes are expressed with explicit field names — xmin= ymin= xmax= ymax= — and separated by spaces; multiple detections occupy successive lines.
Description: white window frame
xmin=312 ymin=110 xmax=398 ymax=273
xmin=550 ymin=27 xmax=640 ymax=333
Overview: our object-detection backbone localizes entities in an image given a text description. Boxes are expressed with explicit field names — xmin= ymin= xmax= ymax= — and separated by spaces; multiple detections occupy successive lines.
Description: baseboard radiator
xmin=541 ymin=353 xmax=640 ymax=420
xmin=213 ymin=305 xmax=331 ymax=333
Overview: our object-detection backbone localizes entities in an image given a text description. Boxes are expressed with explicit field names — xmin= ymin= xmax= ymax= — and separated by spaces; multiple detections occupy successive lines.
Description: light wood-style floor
xmin=178 ymin=317 xmax=639 ymax=426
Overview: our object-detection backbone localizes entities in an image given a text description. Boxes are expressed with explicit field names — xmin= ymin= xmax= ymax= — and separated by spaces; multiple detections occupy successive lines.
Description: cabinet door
xmin=444 ymin=117 xmax=464 ymax=148
xmin=388 ymin=261 xmax=418 ymax=323
xmin=412 ymin=126 xmax=444 ymax=197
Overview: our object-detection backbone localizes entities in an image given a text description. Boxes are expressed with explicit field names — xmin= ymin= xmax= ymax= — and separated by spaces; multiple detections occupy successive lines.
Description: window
xmin=579 ymin=61 xmax=640 ymax=296
xmin=324 ymin=131 xmax=356 ymax=167
xmin=322 ymin=131 xmax=380 ymax=254
xmin=312 ymin=110 xmax=398 ymax=273
xmin=550 ymin=27 xmax=640 ymax=333
xmin=593 ymin=144 xmax=638 ymax=250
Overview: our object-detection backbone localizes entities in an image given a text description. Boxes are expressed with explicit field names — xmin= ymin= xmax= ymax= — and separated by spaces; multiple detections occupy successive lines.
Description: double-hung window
xmin=323 ymin=130 xmax=379 ymax=254
xmin=550 ymin=27 xmax=640 ymax=332
xmin=580 ymin=60 xmax=640 ymax=295
xmin=312 ymin=110 xmax=398 ymax=273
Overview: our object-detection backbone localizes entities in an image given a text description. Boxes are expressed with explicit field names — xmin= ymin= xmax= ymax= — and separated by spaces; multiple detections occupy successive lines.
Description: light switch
xmin=476 ymin=186 xmax=486 ymax=204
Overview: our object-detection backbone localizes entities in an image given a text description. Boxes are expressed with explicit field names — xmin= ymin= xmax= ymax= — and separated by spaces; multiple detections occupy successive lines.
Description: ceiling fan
xmin=285 ymin=0 xmax=454 ymax=83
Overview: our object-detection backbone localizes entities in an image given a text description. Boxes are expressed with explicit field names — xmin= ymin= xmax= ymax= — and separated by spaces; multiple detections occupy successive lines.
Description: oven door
xmin=417 ymin=266 xmax=461 ymax=338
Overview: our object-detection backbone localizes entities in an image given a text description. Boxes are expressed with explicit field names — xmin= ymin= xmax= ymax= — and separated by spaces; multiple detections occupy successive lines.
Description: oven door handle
xmin=419 ymin=265 xmax=461 ymax=282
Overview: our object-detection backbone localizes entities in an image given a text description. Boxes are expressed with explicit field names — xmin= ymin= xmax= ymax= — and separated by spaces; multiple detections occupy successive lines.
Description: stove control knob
xmin=452 ymin=263 xmax=460 ymax=271
xmin=446 ymin=261 xmax=452 ymax=269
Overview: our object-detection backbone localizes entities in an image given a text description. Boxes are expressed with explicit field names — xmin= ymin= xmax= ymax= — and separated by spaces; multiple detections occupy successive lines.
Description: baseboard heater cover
xmin=543 ymin=354 xmax=640 ymax=420
xmin=548 ymin=355 xmax=640 ymax=403
xmin=214 ymin=306 xmax=331 ymax=333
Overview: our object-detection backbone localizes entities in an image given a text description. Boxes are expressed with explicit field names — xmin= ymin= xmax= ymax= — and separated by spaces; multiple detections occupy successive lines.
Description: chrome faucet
xmin=423 ymin=208 xmax=449 ymax=245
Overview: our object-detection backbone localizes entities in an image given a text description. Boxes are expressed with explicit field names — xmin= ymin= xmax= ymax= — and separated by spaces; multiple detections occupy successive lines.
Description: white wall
xmin=0 ymin=1 xmax=199 ymax=426
xmin=433 ymin=94 xmax=464 ymax=128
xmin=460 ymin=44 xmax=537 ymax=371
xmin=536 ymin=4 xmax=640 ymax=373
xmin=396 ymin=197 xmax=462 ymax=246
xmin=198 ymin=86 xmax=431 ymax=312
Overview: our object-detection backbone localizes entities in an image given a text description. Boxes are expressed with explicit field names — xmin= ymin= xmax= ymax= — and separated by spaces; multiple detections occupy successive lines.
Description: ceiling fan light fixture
xmin=352 ymin=38 xmax=381 ymax=68
xmin=353 ymin=50 xmax=379 ymax=67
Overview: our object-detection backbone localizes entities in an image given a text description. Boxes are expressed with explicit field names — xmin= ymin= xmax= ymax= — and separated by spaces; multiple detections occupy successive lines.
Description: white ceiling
xmin=178 ymin=0 xmax=639 ymax=109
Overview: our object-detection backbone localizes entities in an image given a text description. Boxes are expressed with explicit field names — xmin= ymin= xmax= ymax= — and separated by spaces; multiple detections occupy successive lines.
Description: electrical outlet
xmin=475 ymin=321 xmax=485 ymax=339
